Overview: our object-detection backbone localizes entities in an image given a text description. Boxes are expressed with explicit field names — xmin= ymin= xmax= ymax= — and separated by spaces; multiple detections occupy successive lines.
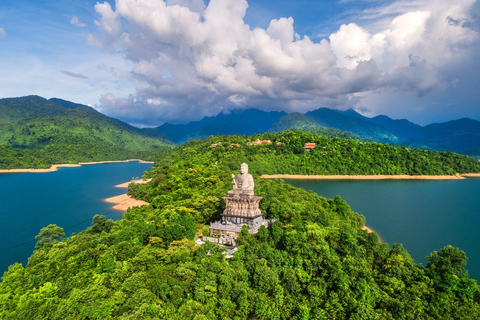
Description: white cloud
xmin=90 ymin=0 xmax=479 ymax=125
xmin=71 ymin=16 xmax=86 ymax=28
xmin=0 ymin=28 xmax=6 ymax=38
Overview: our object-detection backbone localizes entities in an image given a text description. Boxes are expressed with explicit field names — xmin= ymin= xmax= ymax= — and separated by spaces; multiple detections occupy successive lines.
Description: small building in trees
xmin=204 ymin=163 xmax=273 ymax=246
xmin=304 ymin=143 xmax=316 ymax=151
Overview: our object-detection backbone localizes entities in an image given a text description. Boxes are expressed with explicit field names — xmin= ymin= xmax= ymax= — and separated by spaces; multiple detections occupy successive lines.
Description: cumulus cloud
xmin=71 ymin=16 xmax=86 ymax=28
xmin=90 ymin=0 xmax=479 ymax=125
xmin=0 ymin=28 xmax=5 ymax=38
xmin=61 ymin=70 xmax=88 ymax=79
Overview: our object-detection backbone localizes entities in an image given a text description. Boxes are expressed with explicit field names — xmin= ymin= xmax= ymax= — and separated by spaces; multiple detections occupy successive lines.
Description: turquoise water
xmin=288 ymin=178 xmax=480 ymax=280
xmin=0 ymin=161 xmax=152 ymax=275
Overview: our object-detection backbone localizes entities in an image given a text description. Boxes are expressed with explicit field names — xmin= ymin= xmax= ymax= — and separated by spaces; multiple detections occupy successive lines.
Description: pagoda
xmin=207 ymin=163 xmax=272 ymax=246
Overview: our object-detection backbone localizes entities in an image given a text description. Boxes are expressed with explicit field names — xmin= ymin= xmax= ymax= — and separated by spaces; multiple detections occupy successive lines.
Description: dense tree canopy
xmin=1 ymin=131 xmax=479 ymax=319
xmin=0 ymin=96 xmax=172 ymax=169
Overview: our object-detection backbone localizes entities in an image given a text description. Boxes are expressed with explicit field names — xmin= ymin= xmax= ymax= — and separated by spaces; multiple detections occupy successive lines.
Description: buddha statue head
xmin=240 ymin=163 xmax=248 ymax=175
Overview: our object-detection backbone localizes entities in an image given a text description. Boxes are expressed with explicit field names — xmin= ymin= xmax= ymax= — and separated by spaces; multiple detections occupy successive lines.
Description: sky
xmin=0 ymin=0 xmax=479 ymax=127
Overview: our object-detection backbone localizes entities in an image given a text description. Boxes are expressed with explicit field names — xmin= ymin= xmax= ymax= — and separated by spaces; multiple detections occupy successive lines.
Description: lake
xmin=288 ymin=178 xmax=480 ymax=281
xmin=0 ymin=161 xmax=153 ymax=275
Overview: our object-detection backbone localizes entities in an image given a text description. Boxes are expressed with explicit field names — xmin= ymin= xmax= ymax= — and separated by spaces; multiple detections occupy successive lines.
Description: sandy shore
xmin=460 ymin=173 xmax=480 ymax=177
xmin=0 ymin=164 xmax=81 ymax=173
xmin=0 ymin=159 xmax=154 ymax=174
xmin=105 ymin=178 xmax=152 ymax=211
xmin=78 ymin=159 xmax=154 ymax=165
xmin=104 ymin=194 xmax=149 ymax=211
xmin=362 ymin=226 xmax=382 ymax=242
xmin=115 ymin=178 xmax=152 ymax=188
xmin=261 ymin=173 xmax=467 ymax=180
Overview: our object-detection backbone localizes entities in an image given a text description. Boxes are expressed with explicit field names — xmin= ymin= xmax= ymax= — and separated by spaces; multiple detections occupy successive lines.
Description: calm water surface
xmin=289 ymin=178 xmax=480 ymax=281
xmin=0 ymin=161 xmax=152 ymax=274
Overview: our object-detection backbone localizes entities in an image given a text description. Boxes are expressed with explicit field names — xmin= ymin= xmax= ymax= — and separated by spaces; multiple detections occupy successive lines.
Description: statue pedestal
xmin=208 ymin=163 xmax=274 ymax=246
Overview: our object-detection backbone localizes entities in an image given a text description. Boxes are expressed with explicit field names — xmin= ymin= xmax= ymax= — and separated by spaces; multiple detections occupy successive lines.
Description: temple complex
xmin=205 ymin=163 xmax=272 ymax=246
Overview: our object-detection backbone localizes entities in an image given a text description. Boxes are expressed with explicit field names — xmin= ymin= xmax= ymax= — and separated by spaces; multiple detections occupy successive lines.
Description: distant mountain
xmin=305 ymin=108 xmax=401 ymax=144
xmin=0 ymin=96 xmax=172 ymax=169
xmin=417 ymin=118 xmax=480 ymax=155
xmin=364 ymin=115 xmax=424 ymax=141
xmin=269 ymin=112 xmax=326 ymax=132
xmin=154 ymin=105 xmax=480 ymax=156
xmin=350 ymin=112 xmax=480 ymax=155
xmin=269 ymin=112 xmax=361 ymax=140
xmin=5 ymin=95 xmax=480 ymax=161
xmin=156 ymin=109 xmax=287 ymax=144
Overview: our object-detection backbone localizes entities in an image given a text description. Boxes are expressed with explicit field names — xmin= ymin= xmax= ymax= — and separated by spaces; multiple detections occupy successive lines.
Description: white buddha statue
xmin=231 ymin=163 xmax=254 ymax=194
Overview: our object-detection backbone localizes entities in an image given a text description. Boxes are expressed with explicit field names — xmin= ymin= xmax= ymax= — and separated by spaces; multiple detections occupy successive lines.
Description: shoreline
xmin=260 ymin=173 xmax=471 ymax=180
xmin=115 ymin=178 xmax=152 ymax=188
xmin=105 ymin=178 xmax=152 ymax=211
xmin=362 ymin=226 xmax=382 ymax=242
xmin=0 ymin=159 xmax=154 ymax=174
xmin=104 ymin=194 xmax=149 ymax=211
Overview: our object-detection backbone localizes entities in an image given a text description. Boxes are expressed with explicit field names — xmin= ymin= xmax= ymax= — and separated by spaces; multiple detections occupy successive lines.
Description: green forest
xmin=1 ymin=131 xmax=479 ymax=319
xmin=157 ymin=131 xmax=480 ymax=177
xmin=0 ymin=96 xmax=171 ymax=169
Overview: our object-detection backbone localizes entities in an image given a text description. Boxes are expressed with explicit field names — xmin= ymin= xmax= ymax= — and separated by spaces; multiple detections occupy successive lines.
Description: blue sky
xmin=0 ymin=0 xmax=479 ymax=127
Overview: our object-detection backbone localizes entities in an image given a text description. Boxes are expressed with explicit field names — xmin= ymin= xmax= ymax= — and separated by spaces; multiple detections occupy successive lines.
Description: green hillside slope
xmin=269 ymin=113 xmax=362 ymax=140
xmin=1 ymin=132 xmax=479 ymax=319
xmin=0 ymin=96 xmax=172 ymax=169
xmin=174 ymin=131 xmax=479 ymax=176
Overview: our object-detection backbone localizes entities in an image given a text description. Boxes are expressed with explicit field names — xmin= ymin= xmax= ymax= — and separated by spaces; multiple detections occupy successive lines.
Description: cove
xmin=288 ymin=178 xmax=480 ymax=281
xmin=0 ymin=161 xmax=153 ymax=275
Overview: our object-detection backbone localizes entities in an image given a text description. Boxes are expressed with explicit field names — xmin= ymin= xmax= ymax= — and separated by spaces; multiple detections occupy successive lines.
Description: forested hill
xmin=159 ymin=131 xmax=480 ymax=176
xmin=2 ymin=131 xmax=480 ymax=319
xmin=0 ymin=96 xmax=172 ymax=169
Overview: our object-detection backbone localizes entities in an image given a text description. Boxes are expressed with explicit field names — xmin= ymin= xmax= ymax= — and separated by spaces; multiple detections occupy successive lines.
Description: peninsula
xmin=2 ymin=132 xmax=480 ymax=319
xmin=0 ymin=159 xmax=154 ymax=174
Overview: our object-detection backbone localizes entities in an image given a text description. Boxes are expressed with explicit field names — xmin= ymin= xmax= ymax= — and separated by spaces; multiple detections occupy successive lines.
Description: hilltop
xmin=0 ymin=96 xmax=172 ymax=169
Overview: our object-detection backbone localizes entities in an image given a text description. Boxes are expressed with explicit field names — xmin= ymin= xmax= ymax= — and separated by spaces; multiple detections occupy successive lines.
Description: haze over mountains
xmin=1 ymin=95 xmax=480 ymax=157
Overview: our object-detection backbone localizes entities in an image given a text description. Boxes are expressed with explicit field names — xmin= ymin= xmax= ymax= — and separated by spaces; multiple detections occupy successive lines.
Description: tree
xmin=426 ymin=245 xmax=468 ymax=278
xmin=90 ymin=214 xmax=114 ymax=234
xmin=35 ymin=224 xmax=65 ymax=250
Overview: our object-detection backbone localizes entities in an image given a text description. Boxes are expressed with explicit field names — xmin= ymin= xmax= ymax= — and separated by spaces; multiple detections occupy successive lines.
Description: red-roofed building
xmin=247 ymin=139 xmax=272 ymax=146
xmin=304 ymin=143 xmax=316 ymax=151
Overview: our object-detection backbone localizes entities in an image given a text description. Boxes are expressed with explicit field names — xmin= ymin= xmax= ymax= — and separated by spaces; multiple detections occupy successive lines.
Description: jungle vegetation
xmin=0 ymin=96 xmax=172 ymax=169
xmin=1 ymin=131 xmax=480 ymax=319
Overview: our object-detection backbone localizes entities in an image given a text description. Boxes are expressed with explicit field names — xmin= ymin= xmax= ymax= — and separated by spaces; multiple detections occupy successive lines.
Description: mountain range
xmin=2 ymin=95 xmax=480 ymax=159
xmin=150 ymin=107 xmax=480 ymax=156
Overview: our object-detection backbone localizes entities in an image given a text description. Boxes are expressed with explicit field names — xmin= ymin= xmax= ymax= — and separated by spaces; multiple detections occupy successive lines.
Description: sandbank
xmin=261 ymin=174 xmax=467 ymax=180
xmin=115 ymin=178 xmax=152 ymax=188
xmin=460 ymin=173 xmax=480 ymax=177
xmin=0 ymin=159 xmax=154 ymax=174
xmin=104 ymin=194 xmax=149 ymax=211
xmin=0 ymin=164 xmax=81 ymax=173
